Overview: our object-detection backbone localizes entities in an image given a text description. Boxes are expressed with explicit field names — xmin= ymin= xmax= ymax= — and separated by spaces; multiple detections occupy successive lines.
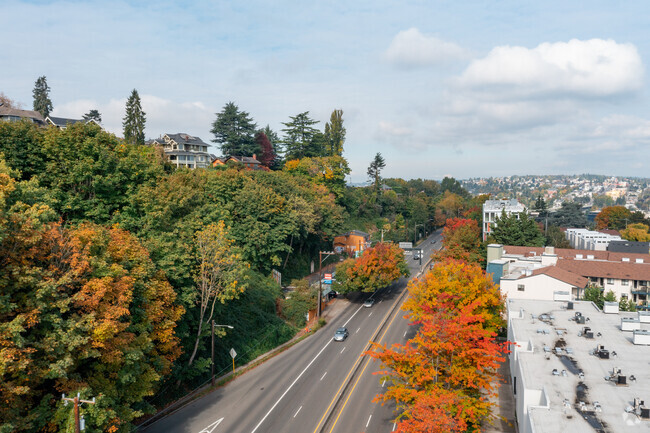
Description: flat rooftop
xmin=508 ymin=299 xmax=650 ymax=432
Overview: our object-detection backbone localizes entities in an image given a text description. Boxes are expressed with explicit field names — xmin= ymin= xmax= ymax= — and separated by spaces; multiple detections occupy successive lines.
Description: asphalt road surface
xmin=142 ymin=231 xmax=443 ymax=433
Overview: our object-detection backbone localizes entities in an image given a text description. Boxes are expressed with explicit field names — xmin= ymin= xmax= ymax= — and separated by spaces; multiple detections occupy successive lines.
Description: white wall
xmin=501 ymin=274 xmax=577 ymax=301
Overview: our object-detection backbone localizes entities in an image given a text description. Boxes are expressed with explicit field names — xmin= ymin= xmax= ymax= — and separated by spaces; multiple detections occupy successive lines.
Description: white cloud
xmin=457 ymin=39 xmax=644 ymax=99
xmin=378 ymin=120 xmax=412 ymax=137
xmin=384 ymin=28 xmax=467 ymax=67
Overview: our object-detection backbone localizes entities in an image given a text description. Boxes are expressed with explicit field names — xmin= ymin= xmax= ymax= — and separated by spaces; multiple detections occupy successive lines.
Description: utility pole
xmin=62 ymin=393 xmax=95 ymax=433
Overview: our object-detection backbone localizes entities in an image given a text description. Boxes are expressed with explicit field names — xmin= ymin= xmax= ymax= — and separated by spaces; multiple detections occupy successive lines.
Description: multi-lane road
xmin=143 ymin=231 xmax=442 ymax=433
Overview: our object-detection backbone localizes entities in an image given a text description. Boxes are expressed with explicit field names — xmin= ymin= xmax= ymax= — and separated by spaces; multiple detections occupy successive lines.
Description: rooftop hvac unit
xmin=567 ymin=301 xmax=574 ymax=310
xmin=617 ymin=375 xmax=627 ymax=385
xmin=577 ymin=316 xmax=586 ymax=324
xmin=598 ymin=349 xmax=610 ymax=359
xmin=586 ymin=331 xmax=594 ymax=339
xmin=641 ymin=407 xmax=650 ymax=419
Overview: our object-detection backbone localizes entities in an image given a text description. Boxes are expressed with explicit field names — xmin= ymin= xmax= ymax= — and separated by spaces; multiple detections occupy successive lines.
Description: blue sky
xmin=2 ymin=0 xmax=650 ymax=181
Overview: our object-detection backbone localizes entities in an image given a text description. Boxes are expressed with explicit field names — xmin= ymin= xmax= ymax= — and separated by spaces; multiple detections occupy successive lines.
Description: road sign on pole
xmin=229 ymin=348 xmax=237 ymax=359
xmin=398 ymin=242 xmax=413 ymax=249
xmin=230 ymin=348 xmax=237 ymax=375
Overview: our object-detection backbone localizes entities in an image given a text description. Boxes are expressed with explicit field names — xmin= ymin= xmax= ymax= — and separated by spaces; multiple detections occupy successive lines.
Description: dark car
xmin=333 ymin=327 xmax=349 ymax=341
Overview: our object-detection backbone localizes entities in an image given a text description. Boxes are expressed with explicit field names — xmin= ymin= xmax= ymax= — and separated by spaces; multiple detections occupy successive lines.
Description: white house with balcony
xmin=482 ymin=199 xmax=526 ymax=241
xmin=150 ymin=133 xmax=211 ymax=169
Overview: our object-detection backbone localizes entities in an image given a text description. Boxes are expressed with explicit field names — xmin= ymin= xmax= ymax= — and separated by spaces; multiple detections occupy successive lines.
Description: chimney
xmin=487 ymin=244 xmax=503 ymax=262
xmin=253 ymin=154 xmax=257 ymax=160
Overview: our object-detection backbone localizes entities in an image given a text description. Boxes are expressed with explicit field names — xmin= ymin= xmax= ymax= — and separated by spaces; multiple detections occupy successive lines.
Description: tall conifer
xmin=123 ymin=89 xmax=146 ymax=145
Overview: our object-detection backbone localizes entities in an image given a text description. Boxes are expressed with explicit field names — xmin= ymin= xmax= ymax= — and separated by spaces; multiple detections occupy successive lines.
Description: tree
xmin=334 ymin=243 xmax=409 ymax=293
xmin=0 ymin=92 xmax=20 ymax=109
xmin=324 ymin=109 xmax=345 ymax=156
xmin=367 ymin=152 xmax=386 ymax=195
xmin=620 ymin=223 xmax=650 ymax=242
xmin=595 ymin=206 xmax=632 ymax=230
xmin=32 ymin=75 xmax=53 ymax=118
xmin=366 ymin=260 xmax=507 ymax=432
xmin=255 ymin=131 xmax=276 ymax=168
xmin=545 ymin=225 xmax=571 ymax=248
xmin=440 ymin=176 xmax=469 ymax=197
xmin=533 ymin=194 xmax=547 ymax=217
xmin=283 ymin=155 xmax=350 ymax=199
xmin=281 ymin=112 xmax=320 ymax=160
xmin=436 ymin=218 xmax=483 ymax=264
xmin=490 ymin=211 xmax=545 ymax=247
xmin=123 ymin=89 xmax=146 ymax=145
xmin=187 ymin=221 xmax=248 ymax=366
xmin=211 ymin=102 xmax=258 ymax=156
xmin=583 ymin=285 xmax=604 ymax=308
xmin=83 ymin=109 xmax=102 ymax=123
xmin=546 ymin=201 xmax=588 ymax=228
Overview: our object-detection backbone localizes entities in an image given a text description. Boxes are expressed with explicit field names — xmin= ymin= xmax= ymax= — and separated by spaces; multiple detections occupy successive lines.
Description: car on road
xmin=363 ymin=298 xmax=375 ymax=308
xmin=333 ymin=327 xmax=349 ymax=341
xmin=413 ymin=253 xmax=420 ymax=260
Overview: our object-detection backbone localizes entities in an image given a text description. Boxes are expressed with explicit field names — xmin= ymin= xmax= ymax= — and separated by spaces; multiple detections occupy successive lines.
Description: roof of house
xmin=0 ymin=106 xmax=45 ymax=123
xmin=503 ymin=245 xmax=650 ymax=264
xmin=525 ymin=266 xmax=588 ymax=288
xmin=226 ymin=155 xmax=261 ymax=164
xmin=556 ymin=259 xmax=650 ymax=281
xmin=164 ymin=133 xmax=209 ymax=146
xmin=45 ymin=116 xmax=84 ymax=127
xmin=336 ymin=230 xmax=370 ymax=239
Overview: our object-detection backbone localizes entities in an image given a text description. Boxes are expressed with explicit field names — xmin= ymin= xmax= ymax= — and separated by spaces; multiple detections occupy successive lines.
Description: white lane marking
xmin=340 ymin=347 xmax=346 ymax=354
xmin=342 ymin=305 xmax=364 ymax=327
xmin=368 ymin=312 xmax=373 ymax=317
xmin=198 ymin=417 xmax=224 ymax=433
xmin=320 ymin=372 xmax=327 ymax=381
xmin=366 ymin=414 xmax=372 ymax=428
xmin=393 ymin=422 xmax=397 ymax=431
xmin=382 ymin=379 xmax=386 ymax=387
xmin=403 ymin=331 xmax=407 ymax=337
xmin=250 ymin=339 xmax=333 ymax=433
xmin=378 ymin=299 xmax=382 ymax=304
xmin=293 ymin=406 xmax=302 ymax=418
xmin=356 ymin=327 xmax=360 ymax=333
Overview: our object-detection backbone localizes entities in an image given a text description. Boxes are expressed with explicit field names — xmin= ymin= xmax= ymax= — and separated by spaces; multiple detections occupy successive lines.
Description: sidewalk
xmin=482 ymin=354 xmax=517 ymax=432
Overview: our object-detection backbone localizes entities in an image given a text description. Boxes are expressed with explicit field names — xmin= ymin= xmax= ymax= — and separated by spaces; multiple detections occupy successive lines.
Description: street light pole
xmin=211 ymin=321 xmax=233 ymax=386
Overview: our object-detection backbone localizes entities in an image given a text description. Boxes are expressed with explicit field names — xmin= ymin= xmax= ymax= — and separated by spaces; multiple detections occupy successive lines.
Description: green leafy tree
xmin=123 ymin=89 xmax=146 ymax=145
xmin=490 ymin=211 xmax=545 ymax=247
xmin=282 ymin=112 xmax=320 ymax=160
xmin=283 ymin=155 xmax=350 ymax=200
xmin=0 ymin=120 xmax=46 ymax=180
xmin=83 ymin=109 xmax=102 ymax=123
xmin=32 ymin=75 xmax=53 ymax=118
xmin=583 ymin=285 xmax=604 ymax=308
xmin=324 ymin=109 xmax=345 ymax=156
xmin=211 ymin=102 xmax=258 ymax=156
xmin=545 ymin=225 xmax=571 ymax=248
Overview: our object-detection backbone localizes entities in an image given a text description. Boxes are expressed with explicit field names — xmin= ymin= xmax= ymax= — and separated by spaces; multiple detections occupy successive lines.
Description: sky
xmin=2 ymin=0 xmax=650 ymax=182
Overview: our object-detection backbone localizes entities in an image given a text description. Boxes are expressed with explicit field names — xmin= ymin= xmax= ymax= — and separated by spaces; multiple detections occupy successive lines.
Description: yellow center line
xmin=311 ymin=288 xmax=409 ymax=433
xmin=326 ymin=295 xmax=406 ymax=433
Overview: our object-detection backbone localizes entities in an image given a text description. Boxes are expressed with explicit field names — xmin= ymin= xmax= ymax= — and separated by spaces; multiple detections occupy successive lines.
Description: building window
xmin=517 ymin=284 xmax=525 ymax=291
xmin=622 ymin=279 xmax=629 ymax=286
xmin=607 ymin=278 xmax=614 ymax=285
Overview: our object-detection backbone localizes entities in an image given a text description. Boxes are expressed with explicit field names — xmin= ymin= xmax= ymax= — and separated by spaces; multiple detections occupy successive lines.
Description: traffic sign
xmin=229 ymin=348 xmax=237 ymax=359
xmin=398 ymin=242 xmax=413 ymax=249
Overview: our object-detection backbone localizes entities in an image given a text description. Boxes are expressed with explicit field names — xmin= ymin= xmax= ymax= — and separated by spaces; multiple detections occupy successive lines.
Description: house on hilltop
xmin=0 ymin=106 xmax=46 ymax=126
xmin=150 ymin=133 xmax=211 ymax=169
xmin=333 ymin=230 xmax=371 ymax=255
xmin=212 ymin=155 xmax=265 ymax=170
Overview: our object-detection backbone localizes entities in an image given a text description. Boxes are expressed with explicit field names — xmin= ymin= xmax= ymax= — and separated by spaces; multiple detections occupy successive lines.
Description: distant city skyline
xmin=2 ymin=1 xmax=650 ymax=181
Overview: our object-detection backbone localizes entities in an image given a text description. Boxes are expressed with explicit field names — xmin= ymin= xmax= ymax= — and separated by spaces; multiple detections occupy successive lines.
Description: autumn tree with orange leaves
xmin=334 ymin=242 xmax=410 ymax=293
xmin=366 ymin=260 xmax=508 ymax=432
xmin=0 ymin=159 xmax=183 ymax=432
xmin=435 ymin=218 xmax=483 ymax=265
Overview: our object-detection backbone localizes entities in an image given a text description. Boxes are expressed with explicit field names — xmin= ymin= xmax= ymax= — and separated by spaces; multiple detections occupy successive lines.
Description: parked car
xmin=363 ymin=298 xmax=375 ymax=308
xmin=333 ymin=327 xmax=349 ymax=341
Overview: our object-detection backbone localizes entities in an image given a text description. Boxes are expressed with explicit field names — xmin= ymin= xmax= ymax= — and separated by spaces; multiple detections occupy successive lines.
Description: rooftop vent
xmin=576 ymin=254 xmax=584 ymax=259
xmin=636 ymin=258 xmax=644 ymax=264
xmin=587 ymin=255 xmax=595 ymax=260
xmin=623 ymin=257 xmax=630 ymax=262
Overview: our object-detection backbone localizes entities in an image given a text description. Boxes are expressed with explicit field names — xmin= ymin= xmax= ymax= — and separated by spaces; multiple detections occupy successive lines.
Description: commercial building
xmin=565 ymin=228 xmax=622 ymax=251
xmin=487 ymin=244 xmax=650 ymax=308
xmin=507 ymin=298 xmax=650 ymax=433
xmin=482 ymin=199 xmax=526 ymax=241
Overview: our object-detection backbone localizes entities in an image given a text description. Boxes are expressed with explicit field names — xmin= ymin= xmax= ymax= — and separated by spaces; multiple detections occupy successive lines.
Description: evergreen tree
xmin=83 ymin=109 xmax=102 ymax=123
xmin=211 ymin=102 xmax=258 ymax=156
xmin=324 ymin=109 xmax=346 ymax=156
xmin=122 ymin=89 xmax=146 ymax=145
xmin=490 ymin=211 xmax=545 ymax=247
xmin=367 ymin=152 xmax=386 ymax=195
xmin=533 ymin=194 xmax=547 ymax=217
xmin=281 ymin=112 xmax=320 ymax=160
xmin=547 ymin=201 xmax=588 ymax=228
xmin=32 ymin=76 xmax=53 ymax=118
